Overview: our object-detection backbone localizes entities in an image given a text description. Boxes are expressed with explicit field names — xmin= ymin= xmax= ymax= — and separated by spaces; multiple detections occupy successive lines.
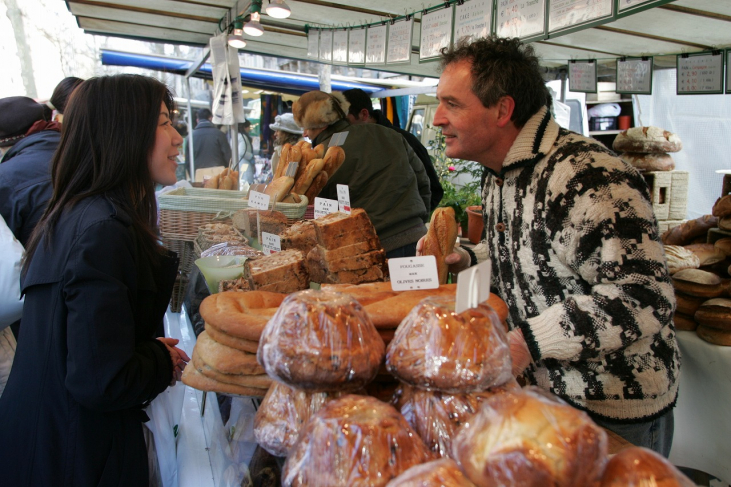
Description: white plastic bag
xmin=210 ymin=35 xmax=245 ymax=126
xmin=587 ymin=102 xmax=622 ymax=118
xmin=145 ymin=382 xmax=186 ymax=487
xmin=0 ymin=214 xmax=23 ymax=329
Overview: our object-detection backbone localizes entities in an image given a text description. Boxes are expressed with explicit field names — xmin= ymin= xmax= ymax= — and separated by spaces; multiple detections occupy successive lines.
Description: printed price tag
xmin=261 ymin=232 xmax=281 ymax=255
xmin=388 ymin=256 xmax=440 ymax=291
xmin=366 ymin=24 xmax=387 ymax=65
xmin=329 ymin=132 xmax=349 ymax=147
xmin=248 ymin=190 xmax=270 ymax=210
xmin=456 ymin=258 xmax=492 ymax=313
xmin=496 ymin=0 xmax=545 ymax=39
xmin=387 ymin=17 xmax=413 ymax=64
xmin=336 ymin=184 xmax=351 ymax=214
xmin=677 ymin=51 xmax=724 ymax=95
xmin=332 ymin=30 xmax=348 ymax=64
xmin=420 ymin=7 xmax=454 ymax=61
xmin=569 ymin=60 xmax=597 ymax=93
xmin=314 ymin=197 xmax=339 ymax=218
xmin=348 ymin=28 xmax=366 ymax=65
xmin=454 ymin=0 xmax=491 ymax=45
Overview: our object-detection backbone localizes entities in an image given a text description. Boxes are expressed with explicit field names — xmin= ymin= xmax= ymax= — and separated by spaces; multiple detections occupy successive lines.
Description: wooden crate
xmin=668 ymin=171 xmax=689 ymax=220
xmin=657 ymin=219 xmax=686 ymax=234
xmin=643 ymin=171 xmax=671 ymax=220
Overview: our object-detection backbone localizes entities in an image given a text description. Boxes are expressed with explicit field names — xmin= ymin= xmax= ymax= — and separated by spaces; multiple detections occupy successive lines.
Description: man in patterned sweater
xmin=425 ymin=37 xmax=679 ymax=455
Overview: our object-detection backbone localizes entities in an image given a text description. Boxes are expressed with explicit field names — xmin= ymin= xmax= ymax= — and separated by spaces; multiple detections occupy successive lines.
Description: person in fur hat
xmin=293 ymin=90 xmax=431 ymax=257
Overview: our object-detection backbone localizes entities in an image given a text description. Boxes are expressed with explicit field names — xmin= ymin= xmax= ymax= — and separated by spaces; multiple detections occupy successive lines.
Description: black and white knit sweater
xmin=475 ymin=107 xmax=679 ymax=422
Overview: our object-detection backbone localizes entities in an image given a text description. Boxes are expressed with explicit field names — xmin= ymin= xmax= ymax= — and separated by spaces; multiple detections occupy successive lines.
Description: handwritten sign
xmin=619 ymin=0 xmax=656 ymax=12
xmin=366 ymin=24 xmax=387 ymax=65
xmin=420 ymin=7 xmax=454 ymax=61
xmin=549 ymin=0 xmax=612 ymax=33
xmin=319 ymin=29 xmax=333 ymax=63
xmin=307 ymin=30 xmax=319 ymax=59
xmin=261 ymin=232 xmax=281 ymax=255
xmin=496 ymin=0 xmax=545 ymax=39
xmin=336 ymin=184 xmax=351 ymax=214
xmin=348 ymin=28 xmax=366 ymax=65
xmin=314 ymin=197 xmax=338 ymax=219
xmin=332 ymin=30 xmax=348 ymax=64
xmin=454 ymin=0 xmax=492 ymax=44
xmin=248 ymin=190 xmax=269 ymax=210
xmin=569 ymin=60 xmax=597 ymax=93
xmin=387 ymin=18 xmax=413 ymax=64
xmin=617 ymin=57 xmax=653 ymax=94
xmin=677 ymin=52 xmax=724 ymax=95
xmin=388 ymin=256 xmax=440 ymax=291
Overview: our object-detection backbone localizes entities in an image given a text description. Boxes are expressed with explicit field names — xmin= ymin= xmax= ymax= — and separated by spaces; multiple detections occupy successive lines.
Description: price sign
xmin=314 ymin=197 xmax=339 ymax=219
xmin=549 ymin=0 xmax=612 ymax=33
xmin=569 ymin=60 xmax=597 ymax=93
xmin=365 ymin=24 xmax=387 ymax=65
xmin=388 ymin=256 xmax=440 ymax=291
xmin=454 ymin=0 xmax=492 ymax=45
xmin=348 ymin=28 xmax=366 ymax=65
xmin=496 ymin=0 xmax=545 ymax=40
xmin=336 ymin=184 xmax=351 ymax=214
xmin=420 ymin=7 xmax=454 ymax=62
xmin=307 ymin=30 xmax=319 ymax=59
xmin=319 ymin=29 xmax=333 ymax=63
xmin=677 ymin=51 xmax=724 ymax=95
xmin=328 ymin=131 xmax=349 ymax=147
xmin=616 ymin=57 xmax=653 ymax=94
xmin=456 ymin=259 xmax=492 ymax=313
xmin=332 ymin=30 xmax=348 ymax=64
xmin=248 ymin=190 xmax=270 ymax=210
xmin=261 ymin=232 xmax=281 ymax=255
xmin=387 ymin=17 xmax=413 ymax=64
xmin=618 ymin=0 xmax=656 ymax=12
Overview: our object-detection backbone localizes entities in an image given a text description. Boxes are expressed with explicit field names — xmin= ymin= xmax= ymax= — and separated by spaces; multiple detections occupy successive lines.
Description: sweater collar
xmin=500 ymin=107 xmax=559 ymax=174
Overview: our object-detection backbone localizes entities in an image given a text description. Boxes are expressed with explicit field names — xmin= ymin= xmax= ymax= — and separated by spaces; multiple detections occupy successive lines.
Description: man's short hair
xmin=197 ymin=108 xmax=213 ymax=121
xmin=439 ymin=36 xmax=549 ymax=128
xmin=342 ymin=89 xmax=374 ymax=118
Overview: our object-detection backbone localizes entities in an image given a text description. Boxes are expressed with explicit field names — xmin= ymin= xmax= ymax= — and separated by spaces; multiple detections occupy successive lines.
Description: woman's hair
xmin=50 ymin=77 xmax=84 ymax=115
xmin=277 ymin=130 xmax=300 ymax=147
xmin=24 ymin=74 xmax=175 ymax=271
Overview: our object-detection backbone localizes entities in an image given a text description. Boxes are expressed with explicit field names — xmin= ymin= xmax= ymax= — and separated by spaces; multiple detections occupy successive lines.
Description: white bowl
xmin=195 ymin=255 xmax=247 ymax=293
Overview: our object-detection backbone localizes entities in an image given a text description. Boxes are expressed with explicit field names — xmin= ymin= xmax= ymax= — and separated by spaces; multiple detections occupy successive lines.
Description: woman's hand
xmin=507 ymin=328 xmax=532 ymax=377
xmin=416 ymin=236 xmax=472 ymax=275
xmin=157 ymin=337 xmax=191 ymax=385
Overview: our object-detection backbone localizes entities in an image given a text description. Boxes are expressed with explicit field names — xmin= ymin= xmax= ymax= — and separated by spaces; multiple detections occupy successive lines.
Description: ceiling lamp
xmin=244 ymin=11 xmax=264 ymax=36
xmin=228 ymin=19 xmax=247 ymax=48
xmin=266 ymin=0 xmax=291 ymax=19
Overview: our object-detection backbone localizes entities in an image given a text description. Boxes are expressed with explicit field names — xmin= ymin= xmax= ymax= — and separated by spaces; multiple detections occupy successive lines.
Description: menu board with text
xmin=332 ymin=30 xmax=348 ymax=64
xmin=366 ymin=24 xmax=388 ymax=65
xmin=549 ymin=0 xmax=612 ymax=33
xmin=307 ymin=30 xmax=319 ymax=59
xmin=677 ymin=52 xmax=724 ymax=95
xmin=454 ymin=0 xmax=492 ymax=44
xmin=616 ymin=57 xmax=653 ymax=94
xmin=496 ymin=0 xmax=545 ymax=40
xmin=348 ymin=28 xmax=366 ymax=65
xmin=420 ymin=7 xmax=454 ymax=61
xmin=619 ymin=0 xmax=656 ymax=12
xmin=319 ymin=29 xmax=333 ymax=63
xmin=387 ymin=18 xmax=414 ymax=64
xmin=569 ymin=60 xmax=597 ymax=93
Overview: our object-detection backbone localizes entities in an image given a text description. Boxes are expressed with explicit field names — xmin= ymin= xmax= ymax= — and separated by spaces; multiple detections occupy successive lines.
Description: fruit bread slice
xmin=309 ymin=245 xmax=386 ymax=273
xmin=313 ymin=209 xmax=380 ymax=249
xmin=246 ymin=249 xmax=307 ymax=288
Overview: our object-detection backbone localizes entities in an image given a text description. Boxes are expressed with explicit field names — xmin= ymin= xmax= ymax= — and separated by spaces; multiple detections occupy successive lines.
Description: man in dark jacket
xmin=343 ymin=88 xmax=444 ymax=212
xmin=191 ymin=108 xmax=231 ymax=175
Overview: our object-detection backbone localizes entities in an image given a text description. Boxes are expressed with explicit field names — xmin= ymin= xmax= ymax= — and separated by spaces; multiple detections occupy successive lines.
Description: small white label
xmin=261 ymin=232 xmax=281 ymax=255
xmin=388 ymin=256 xmax=440 ymax=291
xmin=314 ymin=197 xmax=339 ymax=218
xmin=249 ymin=191 xmax=270 ymax=210
xmin=455 ymin=258 xmax=492 ymax=313
xmin=336 ymin=184 xmax=351 ymax=214
xmin=329 ymin=132 xmax=349 ymax=147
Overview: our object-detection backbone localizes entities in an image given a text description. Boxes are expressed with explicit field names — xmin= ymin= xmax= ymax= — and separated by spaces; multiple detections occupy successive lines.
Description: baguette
xmin=322 ymin=146 xmax=346 ymax=178
xmin=265 ymin=176 xmax=295 ymax=203
xmin=422 ymin=207 xmax=459 ymax=284
xmin=313 ymin=143 xmax=325 ymax=159
xmin=293 ymin=158 xmax=325 ymax=195
xmin=276 ymin=143 xmax=292 ymax=179
xmin=203 ymin=173 xmax=220 ymax=189
xmin=304 ymin=171 xmax=329 ymax=202
xmin=298 ymin=148 xmax=318 ymax=182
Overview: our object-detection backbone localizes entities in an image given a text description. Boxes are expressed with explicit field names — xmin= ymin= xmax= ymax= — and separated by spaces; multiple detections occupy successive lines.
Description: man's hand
xmin=416 ymin=235 xmax=472 ymax=275
xmin=158 ymin=337 xmax=191 ymax=385
xmin=507 ymin=328 xmax=531 ymax=377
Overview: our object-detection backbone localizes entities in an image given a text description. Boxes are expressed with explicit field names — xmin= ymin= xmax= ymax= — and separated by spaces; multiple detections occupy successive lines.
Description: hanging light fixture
xmin=228 ymin=19 xmax=247 ymax=48
xmin=265 ymin=0 xmax=291 ymax=19
xmin=244 ymin=11 xmax=264 ymax=36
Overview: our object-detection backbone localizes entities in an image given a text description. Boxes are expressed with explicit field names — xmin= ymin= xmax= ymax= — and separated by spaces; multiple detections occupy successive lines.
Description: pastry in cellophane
xmin=385 ymin=296 xmax=512 ymax=393
xmin=385 ymin=458 xmax=476 ymax=487
xmin=599 ymin=446 xmax=695 ymax=487
xmin=282 ymin=394 xmax=432 ymax=487
xmin=257 ymin=289 xmax=385 ymax=392
xmin=452 ymin=387 xmax=608 ymax=487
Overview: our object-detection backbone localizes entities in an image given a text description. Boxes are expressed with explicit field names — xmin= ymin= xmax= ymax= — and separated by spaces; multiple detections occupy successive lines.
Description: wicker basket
xmin=170 ymin=274 xmax=189 ymax=313
xmin=161 ymin=237 xmax=196 ymax=276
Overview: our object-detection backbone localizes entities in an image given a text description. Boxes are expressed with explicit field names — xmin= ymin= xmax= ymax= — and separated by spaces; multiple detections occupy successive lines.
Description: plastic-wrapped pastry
xmin=600 ymin=447 xmax=695 ymax=487
xmin=386 ymin=296 xmax=512 ymax=393
xmin=282 ymin=394 xmax=432 ymax=487
xmin=257 ymin=289 xmax=385 ymax=392
xmin=200 ymin=241 xmax=264 ymax=258
xmin=452 ymin=387 xmax=607 ymax=487
xmin=385 ymin=458 xmax=476 ymax=487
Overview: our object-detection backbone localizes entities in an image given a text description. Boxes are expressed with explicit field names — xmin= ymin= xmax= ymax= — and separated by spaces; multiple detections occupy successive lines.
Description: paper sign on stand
xmin=261 ymin=232 xmax=281 ymax=255
xmin=388 ymin=256 xmax=440 ymax=291
xmin=336 ymin=184 xmax=351 ymax=214
xmin=314 ymin=197 xmax=339 ymax=218
xmin=455 ymin=258 xmax=492 ymax=313
xmin=248 ymin=191 xmax=270 ymax=210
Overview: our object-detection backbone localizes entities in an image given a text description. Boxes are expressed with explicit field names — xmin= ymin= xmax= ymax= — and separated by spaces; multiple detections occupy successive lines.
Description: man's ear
xmin=495 ymin=96 xmax=516 ymax=128
xmin=358 ymin=108 xmax=370 ymax=122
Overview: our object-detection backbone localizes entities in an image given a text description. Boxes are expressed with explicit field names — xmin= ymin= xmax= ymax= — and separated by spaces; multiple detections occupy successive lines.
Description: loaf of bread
xmin=308 ymin=245 xmax=386 ymax=272
xmin=204 ymin=322 xmax=259 ymax=353
xmin=684 ymin=243 xmax=726 ymax=266
xmin=694 ymin=298 xmax=731 ymax=331
xmin=673 ymin=312 xmax=698 ymax=331
xmin=313 ymin=209 xmax=380 ymax=249
xmin=321 ymin=145 xmax=346 ymax=178
xmin=712 ymin=194 xmax=731 ymax=218
xmin=663 ymin=245 xmax=700 ymax=274
xmin=714 ymin=237 xmax=731 ymax=256
xmin=276 ymin=143 xmax=292 ymax=179
xmin=194 ymin=331 xmax=264 ymax=375
xmin=386 ymin=296 xmax=512 ymax=393
xmin=720 ymin=216 xmax=731 ymax=232
xmin=181 ymin=364 xmax=268 ymax=397
xmin=599 ymin=446 xmax=696 ymax=487
xmin=671 ymin=269 xmax=725 ymax=298
xmin=232 ymin=209 xmax=288 ymax=239
xmin=696 ymin=324 xmax=731 ymax=346
xmin=199 ymin=290 xmax=287 ymax=341
xmin=258 ymin=290 xmax=385 ymax=392
xmin=674 ymin=292 xmax=707 ymax=316
xmin=191 ymin=348 xmax=272 ymax=389
xmin=303 ymin=170 xmax=329 ymax=202
xmin=265 ymin=175 xmax=295 ymax=203
xmin=280 ymin=220 xmax=318 ymax=254
xmin=385 ymin=458 xmax=476 ymax=487
xmin=246 ymin=249 xmax=309 ymax=294
xmin=612 ymin=126 xmax=682 ymax=153
xmin=452 ymin=387 xmax=607 ymax=487
xmin=282 ymin=394 xmax=432 ymax=487
xmin=422 ymin=207 xmax=459 ymax=284
xmin=292 ymin=157 xmax=325 ymax=195
xmin=661 ymin=215 xmax=718 ymax=245
xmin=619 ymin=152 xmax=675 ymax=171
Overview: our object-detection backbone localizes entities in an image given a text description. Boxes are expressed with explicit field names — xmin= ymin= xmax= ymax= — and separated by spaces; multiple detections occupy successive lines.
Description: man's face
xmin=433 ymin=59 xmax=502 ymax=166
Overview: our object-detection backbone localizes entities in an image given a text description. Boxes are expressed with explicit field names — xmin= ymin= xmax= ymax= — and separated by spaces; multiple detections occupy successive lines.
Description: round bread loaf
xmin=694 ymin=298 xmax=731 ymax=331
xmin=385 ymin=296 xmax=512 ymax=393
xmin=282 ymin=394 xmax=432 ymax=487
xmin=674 ymin=292 xmax=707 ymax=316
xmin=612 ymin=126 xmax=682 ymax=153
xmin=673 ymin=313 xmax=698 ymax=331
xmin=671 ymin=269 xmax=724 ymax=298
xmin=712 ymin=195 xmax=731 ymax=218
xmin=194 ymin=331 xmax=264 ymax=375
xmin=684 ymin=243 xmax=726 ymax=266
xmin=257 ymin=289 xmax=385 ymax=392
xmin=714 ymin=237 xmax=731 ymax=257
xmin=600 ymin=446 xmax=695 ymax=487
xmin=720 ymin=216 xmax=731 ymax=232
xmin=452 ymin=387 xmax=607 ymax=487
xmin=385 ymin=458 xmax=476 ymax=487
xmin=661 ymin=215 xmax=718 ymax=246
xmin=696 ymin=324 xmax=731 ymax=346
xmin=663 ymin=245 xmax=700 ymax=274
xmin=619 ymin=152 xmax=675 ymax=171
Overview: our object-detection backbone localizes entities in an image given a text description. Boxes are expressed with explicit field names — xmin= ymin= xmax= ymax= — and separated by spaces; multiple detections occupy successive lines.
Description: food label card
xmin=677 ymin=51 xmax=724 ymax=95
xmin=456 ymin=258 xmax=492 ymax=313
xmin=314 ymin=197 xmax=339 ymax=218
xmin=388 ymin=256 xmax=440 ymax=291
xmin=261 ymin=232 xmax=281 ymax=255
xmin=336 ymin=184 xmax=351 ymax=213
xmin=248 ymin=190 xmax=270 ymax=210
xmin=328 ymin=132 xmax=349 ymax=147
xmin=387 ymin=17 xmax=413 ymax=64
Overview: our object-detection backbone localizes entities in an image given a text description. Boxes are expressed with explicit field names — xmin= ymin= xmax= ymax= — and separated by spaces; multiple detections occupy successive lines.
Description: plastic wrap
xmin=452 ymin=387 xmax=608 ymax=487
xmin=600 ymin=446 xmax=695 ymax=487
xmin=200 ymin=241 xmax=264 ymax=258
xmin=392 ymin=381 xmax=520 ymax=458
xmin=385 ymin=458 xmax=476 ymax=487
xmin=385 ymin=296 xmax=512 ymax=393
xmin=282 ymin=394 xmax=432 ymax=487
xmin=257 ymin=289 xmax=385 ymax=392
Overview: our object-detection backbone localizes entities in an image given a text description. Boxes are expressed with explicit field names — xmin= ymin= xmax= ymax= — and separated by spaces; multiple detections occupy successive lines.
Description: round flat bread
xmin=181 ymin=364 xmax=268 ymax=397
xmin=204 ymin=322 xmax=259 ymax=353
xmin=194 ymin=331 xmax=264 ymax=375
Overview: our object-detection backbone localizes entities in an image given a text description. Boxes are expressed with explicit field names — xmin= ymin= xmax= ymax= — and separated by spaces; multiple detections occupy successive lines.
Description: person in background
xmin=343 ymin=88 xmax=444 ymax=212
xmin=0 ymin=74 xmax=190 ymax=486
xmin=422 ymin=36 xmax=678 ymax=455
xmin=49 ymin=76 xmax=84 ymax=123
xmin=191 ymin=107 xmax=231 ymax=174
xmin=0 ymin=213 xmax=23 ymax=398
xmin=238 ymin=119 xmax=255 ymax=185
xmin=269 ymin=113 xmax=303 ymax=177
xmin=293 ymin=91 xmax=430 ymax=257
xmin=173 ymin=119 xmax=188 ymax=181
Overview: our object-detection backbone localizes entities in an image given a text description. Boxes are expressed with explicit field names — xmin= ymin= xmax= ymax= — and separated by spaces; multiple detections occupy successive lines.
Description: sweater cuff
xmin=463 ymin=246 xmax=478 ymax=267
xmin=523 ymin=310 xmax=584 ymax=362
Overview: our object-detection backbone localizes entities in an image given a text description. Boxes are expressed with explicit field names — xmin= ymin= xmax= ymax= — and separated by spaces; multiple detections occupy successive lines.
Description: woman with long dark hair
xmin=0 ymin=74 xmax=190 ymax=486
